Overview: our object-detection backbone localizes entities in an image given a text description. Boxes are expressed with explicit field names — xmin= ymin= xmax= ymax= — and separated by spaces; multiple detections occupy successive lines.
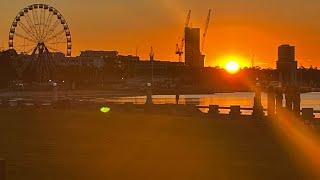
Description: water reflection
xmin=96 ymin=92 xmax=320 ymax=116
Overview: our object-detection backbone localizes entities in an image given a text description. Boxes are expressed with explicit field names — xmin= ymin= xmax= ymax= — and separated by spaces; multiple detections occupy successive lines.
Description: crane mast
xmin=176 ymin=10 xmax=191 ymax=62
xmin=201 ymin=9 xmax=212 ymax=53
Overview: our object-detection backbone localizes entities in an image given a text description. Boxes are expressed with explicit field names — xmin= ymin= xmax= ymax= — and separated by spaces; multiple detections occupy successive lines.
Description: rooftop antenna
xmin=135 ymin=47 xmax=139 ymax=57
xmin=150 ymin=47 xmax=154 ymax=61
xmin=150 ymin=47 xmax=154 ymax=84
xmin=251 ymin=55 xmax=255 ymax=68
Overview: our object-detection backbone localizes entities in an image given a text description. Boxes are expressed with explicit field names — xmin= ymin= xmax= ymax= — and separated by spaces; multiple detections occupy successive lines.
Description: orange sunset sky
xmin=1 ymin=0 xmax=320 ymax=68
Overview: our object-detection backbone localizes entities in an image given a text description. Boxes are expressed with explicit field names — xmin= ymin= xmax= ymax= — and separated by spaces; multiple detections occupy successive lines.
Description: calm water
xmin=94 ymin=92 xmax=320 ymax=115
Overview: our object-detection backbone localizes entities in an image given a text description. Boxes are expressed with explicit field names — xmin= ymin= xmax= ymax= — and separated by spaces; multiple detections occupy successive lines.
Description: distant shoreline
xmin=0 ymin=89 xmax=231 ymax=99
xmin=1 ymin=89 xmax=320 ymax=100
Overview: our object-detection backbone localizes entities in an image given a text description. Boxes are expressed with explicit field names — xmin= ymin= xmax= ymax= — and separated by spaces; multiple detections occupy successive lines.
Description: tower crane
xmin=176 ymin=10 xmax=191 ymax=62
xmin=201 ymin=9 xmax=212 ymax=53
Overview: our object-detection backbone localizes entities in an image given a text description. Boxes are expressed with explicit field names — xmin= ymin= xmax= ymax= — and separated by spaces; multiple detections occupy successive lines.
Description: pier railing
xmin=198 ymin=105 xmax=319 ymax=122
xmin=197 ymin=105 xmax=267 ymax=111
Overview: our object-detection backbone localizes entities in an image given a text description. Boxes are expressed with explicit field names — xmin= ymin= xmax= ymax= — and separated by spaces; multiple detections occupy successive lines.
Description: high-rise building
xmin=185 ymin=27 xmax=204 ymax=68
xmin=278 ymin=45 xmax=295 ymax=62
xmin=276 ymin=44 xmax=298 ymax=85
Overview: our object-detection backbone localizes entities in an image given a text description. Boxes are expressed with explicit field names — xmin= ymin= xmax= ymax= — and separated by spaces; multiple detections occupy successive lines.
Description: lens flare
xmin=272 ymin=110 xmax=320 ymax=178
xmin=100 ymin=106 xmax=111 ymax=113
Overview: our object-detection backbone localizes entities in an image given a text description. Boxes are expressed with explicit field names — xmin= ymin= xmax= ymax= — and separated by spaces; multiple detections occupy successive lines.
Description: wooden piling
xmin=230 ymin=106 xmax=241 ymax=120
xmin=267 ymin=90 xmax=276 ymax=118
xmin=276 ymin=90 xmax=283 ymax=114
xmin=293 ymin=90 xmax=301 ymax=116
xmin=301 ymin=108 xmax=315 ymax=124
xmin=208 ymin=105 xmax=220 ymax=118
xmin=253 ymin=89 xmax=264 ymax=118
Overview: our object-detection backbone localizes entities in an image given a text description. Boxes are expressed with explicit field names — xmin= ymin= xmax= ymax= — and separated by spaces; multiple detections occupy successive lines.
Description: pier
xmin=0 ymin=96 xmax=319 ymax=125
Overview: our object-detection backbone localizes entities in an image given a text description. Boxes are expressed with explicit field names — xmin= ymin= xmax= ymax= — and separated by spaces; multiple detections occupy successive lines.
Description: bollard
xmin=230 ymin=106 xmax=241 ymax=120
xmin=252 ymin=107 xmax=264 ymax=119
xmin=301 ymin=108 xmax=315 ymax=124
xmin=293 ymin=92 xmax=301 ymax=116
xmin=285 ymin=93 xmax=293 ymax=111
xmin=276 ymin=92 xmax=283 ymax=115
xmin=145 ymin=83 xmax=153 ymax=105
xmin=253 ymin=90 xmax=264 ymax=119
xmin=52 ymin=83 xmax=58 ymax=102
xmin=267 ymin=92 xmax=276 ymax=118
xmin=0 ymin=159 xmax=5 ymax=180
xmin=208 ymin=105 xmax=220 ymax=118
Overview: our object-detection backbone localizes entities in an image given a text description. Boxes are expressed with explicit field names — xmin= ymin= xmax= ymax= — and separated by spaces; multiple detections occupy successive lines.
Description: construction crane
xmin=176 ymin=10 xmax=191 ymax=62
xmin=201 ymin=9 xmax=212 ymax=53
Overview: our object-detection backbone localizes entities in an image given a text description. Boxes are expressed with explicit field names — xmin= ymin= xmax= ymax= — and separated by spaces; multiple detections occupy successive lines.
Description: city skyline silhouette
xmin=1 ymin=1 xmax=320 ymax=180
xmin=1 ymin=0 xmax=320 ymax=67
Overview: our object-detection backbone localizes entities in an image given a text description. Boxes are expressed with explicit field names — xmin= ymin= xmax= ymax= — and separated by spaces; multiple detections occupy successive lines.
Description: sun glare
xmin=225 ymin=61 xmax=240 ymax=74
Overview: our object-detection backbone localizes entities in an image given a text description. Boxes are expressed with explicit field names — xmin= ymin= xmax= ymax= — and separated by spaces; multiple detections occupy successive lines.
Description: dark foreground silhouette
xmin=0 ymin=108 xmax=318 ymax=180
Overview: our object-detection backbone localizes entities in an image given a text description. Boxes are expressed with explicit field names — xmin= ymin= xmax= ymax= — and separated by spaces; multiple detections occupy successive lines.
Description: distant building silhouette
xmin=276 ymin=44 xmax=298 ymax=86
xmin=75 ymin=50 xmax=139 ymax=69
xmin=80 ymin=50 xmax=118 ymax=58
xmin=185 ymin=27 xmax=204 ymax=68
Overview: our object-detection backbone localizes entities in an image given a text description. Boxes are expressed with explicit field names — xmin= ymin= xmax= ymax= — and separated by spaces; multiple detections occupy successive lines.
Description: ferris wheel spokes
xmin=9 ymin=3 xmax=72 ymax=57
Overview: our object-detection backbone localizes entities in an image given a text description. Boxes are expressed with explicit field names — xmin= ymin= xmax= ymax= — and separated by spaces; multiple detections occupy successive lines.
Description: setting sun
xmin=225 ymin=61 xmax=240 ymax=74
xmin=217 ymin=55 xmax=248 ymax=72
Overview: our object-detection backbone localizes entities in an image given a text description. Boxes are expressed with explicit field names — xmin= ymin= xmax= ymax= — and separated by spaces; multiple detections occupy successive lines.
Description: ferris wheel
xmin=8 ymin=3 xmax=72 ymax=57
